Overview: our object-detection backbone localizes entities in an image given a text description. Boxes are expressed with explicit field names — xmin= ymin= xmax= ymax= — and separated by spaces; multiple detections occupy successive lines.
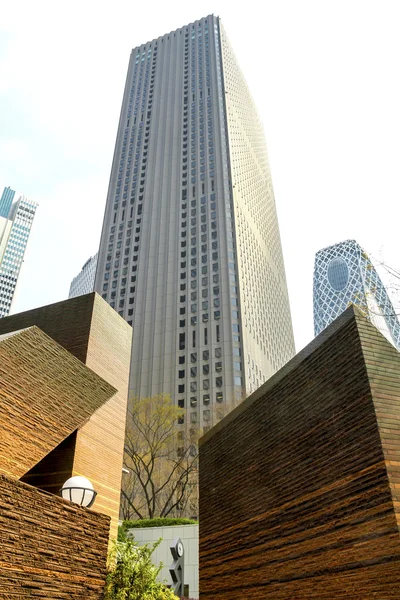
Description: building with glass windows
xmin=313 ymin=239 xmax=400 ymax=349
xmin=69 ymin=253 xmax=98 ymax=299
xmin=95 ymin=16 xmax=295 ymax=430
xmin=0 ymin=186 xmax=16 ymax=219
xmin=0 ymin=189 xmax=37 ymax=318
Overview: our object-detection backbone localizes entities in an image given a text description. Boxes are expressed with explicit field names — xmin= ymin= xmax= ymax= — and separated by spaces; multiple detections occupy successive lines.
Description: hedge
xmin=122 ymin=517 xmax=198 ymax=531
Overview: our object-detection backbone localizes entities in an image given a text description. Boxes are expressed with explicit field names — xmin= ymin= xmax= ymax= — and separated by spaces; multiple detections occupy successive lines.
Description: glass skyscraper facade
xmin=0 ymin=187 xmax=15 ymax=219
xmin=95 ymin=16 xmax=295 ymax=429
xmin=313 ymin=239 xmax=400 ymax=349
xmin=0 ymin=191 xmax=37 ymax=318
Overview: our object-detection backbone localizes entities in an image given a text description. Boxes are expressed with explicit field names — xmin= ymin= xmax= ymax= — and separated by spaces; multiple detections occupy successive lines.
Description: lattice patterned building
xmin=313 ymin=239 xmax=400 ymax=349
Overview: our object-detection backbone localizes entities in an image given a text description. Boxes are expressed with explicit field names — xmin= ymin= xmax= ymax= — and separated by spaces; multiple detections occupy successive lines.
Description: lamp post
xmin=60 ymin=475 xmax=97 ymax=508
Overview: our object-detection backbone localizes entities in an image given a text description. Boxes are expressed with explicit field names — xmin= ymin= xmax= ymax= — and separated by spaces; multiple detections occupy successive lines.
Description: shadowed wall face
xmin=20 ymin=432 xmax=77 ymax=495
xmin=199 ymin=311 xmax=400 ymax=599
xmin=0 ymin=474 xmax=109 ymax=598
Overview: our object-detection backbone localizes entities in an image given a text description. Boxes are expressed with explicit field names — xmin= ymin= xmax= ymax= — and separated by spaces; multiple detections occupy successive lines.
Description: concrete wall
xmin=128 ymin=524 xmax=199 ymax=598
xmin=199 ymin=307 xmax=400 ymax=599
xmin=0 ymin=474 xmax=109 ymax=598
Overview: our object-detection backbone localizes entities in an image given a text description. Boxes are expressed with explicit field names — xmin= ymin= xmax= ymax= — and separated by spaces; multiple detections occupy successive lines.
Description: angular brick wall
xmin=0 ymin=293 xmax=132 ymax=539
xmin=0 ymin=326 xmax=115 ymax=479
xmin=75 ymin=294 xmax=132 ymax=538
xmin=0 ymin=474 xmax=109 ymax=598
xmin=199 ymin=308 xmax=400 ymax=599
xmin=359 ymin=315 xmax=400 ymax=528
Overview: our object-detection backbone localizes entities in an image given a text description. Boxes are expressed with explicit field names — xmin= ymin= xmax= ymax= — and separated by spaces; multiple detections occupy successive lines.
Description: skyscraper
xmin=313 ymin=239 xmax=400 ymax=349
xmin=95 ymin=16 xmax=295 ymax=427
xmin=0 ymin=186 xmax=15 ymax=219
xmin=0 ymin=188 xmax=37 ymax=318
xmin=69 ymin=253 xmax=98 ymax=299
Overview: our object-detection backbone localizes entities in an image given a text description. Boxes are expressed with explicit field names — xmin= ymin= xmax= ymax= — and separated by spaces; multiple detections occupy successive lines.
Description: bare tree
xmin=121 ymin=394 xmax=199 ymax=520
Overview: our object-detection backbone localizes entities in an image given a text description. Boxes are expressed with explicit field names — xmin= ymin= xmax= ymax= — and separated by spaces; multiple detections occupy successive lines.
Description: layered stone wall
xmin=0 ymin=474 xmax=109 ymax=598
xmin=199 ymin=308 xmax=400 ymax=599
xmin=0 ymin=293 xmax=132 ymax=539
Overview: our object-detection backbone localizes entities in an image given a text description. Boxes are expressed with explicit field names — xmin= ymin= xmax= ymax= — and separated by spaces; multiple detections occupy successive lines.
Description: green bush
xmin=121 ymin=517 xmax=198 ymax=534
xmin=105 ymin=539 xmax=179 ymax=600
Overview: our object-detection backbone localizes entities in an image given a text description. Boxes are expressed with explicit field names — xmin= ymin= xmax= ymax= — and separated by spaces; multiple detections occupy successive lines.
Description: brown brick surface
xmin=359 ymin=317 xmax=400 ymax=528
xmin=199 ymin=308 xmax=400 ymax=598
xmin=0 ymin=293 xmax=132 ymax=540
xmin=0 ymin=326 xmax=115 ymax=479
xmin=0 ymin=474 xmax=109 ymax=598
xmin=74 ymin=294 xmax=132 ymax=538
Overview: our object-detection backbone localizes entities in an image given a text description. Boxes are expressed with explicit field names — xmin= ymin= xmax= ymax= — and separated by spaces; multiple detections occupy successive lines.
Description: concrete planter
xmin=127 ymin=524 xmax=199 ymax=598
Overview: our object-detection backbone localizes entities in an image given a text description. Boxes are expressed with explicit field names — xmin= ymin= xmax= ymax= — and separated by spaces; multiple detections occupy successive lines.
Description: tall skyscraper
xmin=95 ymin=16 xmax=295 ymax=428
xmin=313 ymin=239 xmax=400 ymax=349
xmin=0 ymin=188 xmax=37 ymax=318
xmin=69 ymin=253 xmax=98 ymax=299
xmin=0 ymin=186 xmax=15 ymax=219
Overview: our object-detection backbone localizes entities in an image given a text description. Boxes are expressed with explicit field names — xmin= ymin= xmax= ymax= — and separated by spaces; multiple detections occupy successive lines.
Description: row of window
xmin=102 ymin=42 xmax=158 ymax=324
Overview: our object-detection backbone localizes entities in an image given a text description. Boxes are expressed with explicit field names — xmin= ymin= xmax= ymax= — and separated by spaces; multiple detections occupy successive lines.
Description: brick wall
xmin=359 ymin=316 xmax=400 ymax=528
xmin=0 ymin=326 xmax=115 ymax=479
xmin=0 ymin=293 xmax=132 ymax=539
xmin=199 ymin=308 xmax=400 ymax=598
xmin=0 ymin=474 xmax=109 ymax=598
xmin=75 ymin=294 xmax=132 ymax=538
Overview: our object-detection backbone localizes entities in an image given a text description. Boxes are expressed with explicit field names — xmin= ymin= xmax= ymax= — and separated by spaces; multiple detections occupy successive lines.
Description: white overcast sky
xmin=1 ymin=0 xmax=399 ymax=352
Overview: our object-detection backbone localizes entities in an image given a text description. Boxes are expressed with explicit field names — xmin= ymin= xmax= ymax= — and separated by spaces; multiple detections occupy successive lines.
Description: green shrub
xmin=121 ymin=517 xmax=198 ymax=533
xmin=105 ymin=539 xmax=179 ymax=600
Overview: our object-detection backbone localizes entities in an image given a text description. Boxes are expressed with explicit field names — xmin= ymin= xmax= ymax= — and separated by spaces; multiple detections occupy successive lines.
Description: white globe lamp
xmin=60 ymin=475 xmax=97 ymax=508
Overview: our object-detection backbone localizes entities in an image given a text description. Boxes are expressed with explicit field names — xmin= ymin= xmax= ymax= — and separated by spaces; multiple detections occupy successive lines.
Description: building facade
xmin=0 ymin=186 xmax=15 ymax=219
xmin=69 ymin=253 xmax=98 ymax=298
xmin=95 ymin=16 xmax=295 ymax=429
xmin=313 ymin=239 xmax=400 ymax=349
xmin=0 ymin=188 xmax=37 ymax=318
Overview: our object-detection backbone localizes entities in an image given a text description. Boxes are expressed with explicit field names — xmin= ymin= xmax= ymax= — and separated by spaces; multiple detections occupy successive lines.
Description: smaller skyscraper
xmin=313 ymin=239 xmax=400 ymax=349
xmin=0 ymin=187 xmax=15 ymax=219
xmin=69 ymin=253 xmax=98 ymax=299
xmin=0 ymin=187 xmax=37 ymax=318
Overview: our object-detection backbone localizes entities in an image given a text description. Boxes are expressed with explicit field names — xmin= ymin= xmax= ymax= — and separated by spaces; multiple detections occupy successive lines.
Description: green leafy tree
xmin=105 ymin=539 xmax=179 ymax=600
xmin=121 ymin=394 xmax=199 ymax=520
